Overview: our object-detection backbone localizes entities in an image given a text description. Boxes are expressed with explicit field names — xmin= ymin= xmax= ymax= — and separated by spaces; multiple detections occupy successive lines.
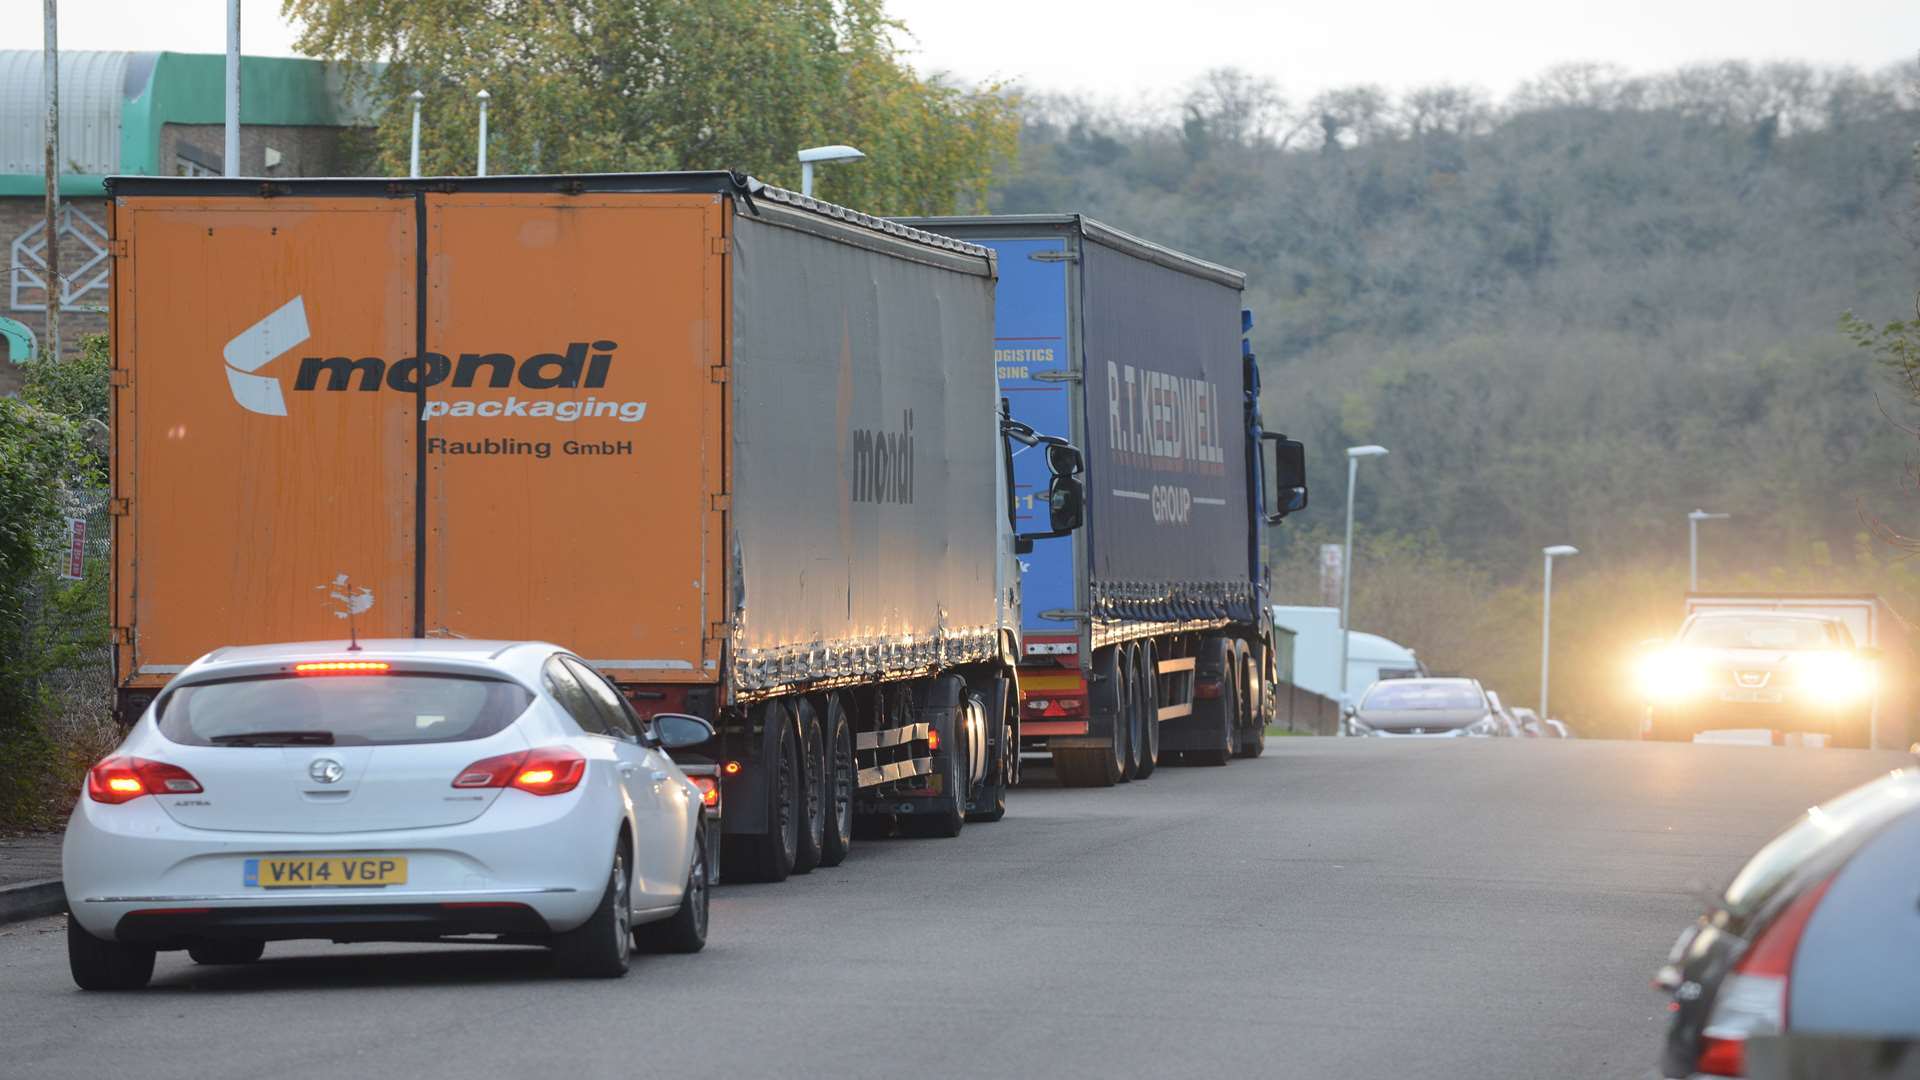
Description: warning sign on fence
xmin=61 ymin=518 xmax=85 ymax=580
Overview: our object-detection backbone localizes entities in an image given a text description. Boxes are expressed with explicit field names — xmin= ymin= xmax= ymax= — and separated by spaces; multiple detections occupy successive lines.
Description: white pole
xmin=475 ymin=90 xmax=489 ymax=177
xmin=224 ymin=0 xmax=240 ymax=176
xmin=801 ymin=161 xmax=815 ymax=197
xmin=1540 ymin=552 xmax=1553 ymax=718
xmin=42 ymin=0 xmax=59 ymax=362
xmin=1689 ymin=516 xmax=1698 ymax=591
xmin=409 ymin=91 xmax=424 ymax=178
xmin=1338 ymin=453 xmax=1358 ymax=720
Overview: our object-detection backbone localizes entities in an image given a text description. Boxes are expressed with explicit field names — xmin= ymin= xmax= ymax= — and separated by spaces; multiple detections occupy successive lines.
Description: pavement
xmin=0 ymin=738 xmax=1908 ymax=1079
xmin=0 ymin=831 xmax=64 ymax=924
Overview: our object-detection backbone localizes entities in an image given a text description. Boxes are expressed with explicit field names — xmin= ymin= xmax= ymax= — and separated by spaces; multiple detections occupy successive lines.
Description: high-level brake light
xmin=295 ymin=661 xmax=391 ymax=675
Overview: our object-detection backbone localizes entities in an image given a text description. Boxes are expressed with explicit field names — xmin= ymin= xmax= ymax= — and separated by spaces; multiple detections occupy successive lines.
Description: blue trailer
xmin=897 ymin=215 xmax=1307 ymax=785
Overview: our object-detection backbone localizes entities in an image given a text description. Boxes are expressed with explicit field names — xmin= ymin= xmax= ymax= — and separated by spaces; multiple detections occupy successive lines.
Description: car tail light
xmin=1695 ymin=875 xmax=1834 ymax=1077
xmin=86 ymin=756 xmax=204 ymax=804
xmin=294 ymin=661 xmax=391 ymax=675
xmin=451 ymin=747 xmax=587 ymax=796
xmin=688 ymin=775 xmax=720 ymax=809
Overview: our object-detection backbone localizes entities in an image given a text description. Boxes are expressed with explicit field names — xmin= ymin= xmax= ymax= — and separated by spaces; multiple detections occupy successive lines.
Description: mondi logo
xmin=223 ymin=297 xmax=311 ymax=416
xmin=222 ymin=297 xmax=641 ymax=423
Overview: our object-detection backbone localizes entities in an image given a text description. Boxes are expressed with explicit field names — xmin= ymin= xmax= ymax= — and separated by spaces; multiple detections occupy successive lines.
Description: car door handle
xmin=650 ymin=770 xmax=670 ymax=782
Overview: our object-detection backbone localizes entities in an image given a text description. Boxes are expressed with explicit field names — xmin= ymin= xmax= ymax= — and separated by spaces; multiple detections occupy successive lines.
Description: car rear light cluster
xmin=687 ymin=775 xmax=720 ymax=809
xmin=294 ymin=661 xmax=391 ymax=675
xmin=87 ymin=756 xmax=204 ymax=804
xmin=1695 ymin=875 xmax=1834 ymax=1077
xmin=451 ymin=747 xmax=587 ymax=796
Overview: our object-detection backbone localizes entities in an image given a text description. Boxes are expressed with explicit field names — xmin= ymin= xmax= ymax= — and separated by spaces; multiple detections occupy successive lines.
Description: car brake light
xmin=1695 ymin=875 xmax=1834 ymax=1077
xmin=450 ymin=747 xmax=584 ymax=795
xmin=87 ymin=756 xmax=204 ymax=804
xmin=688 ymin=775 xmax=720 ymax=808
xmin=295 ymin=661 xmax=391 ymax=675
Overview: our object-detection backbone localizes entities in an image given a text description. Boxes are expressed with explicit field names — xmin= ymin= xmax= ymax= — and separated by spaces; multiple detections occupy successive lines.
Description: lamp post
xmin=797 ymin=144 xmax=865 ymax=198
xmin=475 ymin=90 xmax=489 ymax=177
xmin=224 ymin=0 xmax=240 ymax=177
xmin=1687 ymin=509 xmax=1729 ymax=591
xmin=1540 ymin=544 xmax=1579 ymax=720
xmin=1338 ymin=445 xmax=1389 ymax=726
xmin=408 ymin=91 xmax=424 ymax=178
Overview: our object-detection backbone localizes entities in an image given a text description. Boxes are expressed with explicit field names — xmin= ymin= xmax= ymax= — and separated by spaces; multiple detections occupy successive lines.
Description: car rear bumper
xmin=112 ymin=900 xmax=555 ymax=946
xmin=63 ymin=795 xmax=609 ymax=941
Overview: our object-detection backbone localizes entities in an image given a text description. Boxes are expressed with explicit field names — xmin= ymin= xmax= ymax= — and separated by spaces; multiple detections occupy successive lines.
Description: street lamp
xmin=1338 ymin=444 xmax=1389 ymax=727
xmin=798 ymin=144 xmax=865 ymax=198
xmin=1540 ymin=544 xmax=1579 ymax=721
xmin=1687 ymin=509 xmax=1729 ymax=591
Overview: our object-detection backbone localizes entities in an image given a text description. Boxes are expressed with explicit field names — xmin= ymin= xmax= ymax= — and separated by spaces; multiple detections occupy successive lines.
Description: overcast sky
xmin=6 ymin=0 xmax=1916 ymax=105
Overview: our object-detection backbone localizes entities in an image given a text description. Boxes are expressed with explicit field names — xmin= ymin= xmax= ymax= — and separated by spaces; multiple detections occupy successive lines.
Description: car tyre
xmin=187 ymin=939 xmax=265 ymax=965
xmin=67 ymin=916 xmax=155 ymax=991
xmin=636 ymin=832 xmax=709 ymax=955
xmin=819 ymin=693 xmax=856 ymax=865
xmin=551 ymin=838 xmax=633 ymax=979
xmin=792 ymin=698 xmax=827 ymax=875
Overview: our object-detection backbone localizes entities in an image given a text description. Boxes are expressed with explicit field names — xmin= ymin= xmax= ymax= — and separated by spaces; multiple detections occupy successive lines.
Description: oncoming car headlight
xmin=1791 ymin=651 xmax=1873 ymax=707
xmin=1637 ymin=649 xmax=1707 ymax=703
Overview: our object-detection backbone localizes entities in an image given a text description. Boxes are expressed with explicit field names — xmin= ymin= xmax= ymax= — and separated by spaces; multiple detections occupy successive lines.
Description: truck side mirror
xmin=1045 ymin=441 xmax=1083 ymax=477
xmin=1048 ymin=475 xmax=1084 ymax=533
xmin=1262 ymin=433 xmax=1308 ymax=524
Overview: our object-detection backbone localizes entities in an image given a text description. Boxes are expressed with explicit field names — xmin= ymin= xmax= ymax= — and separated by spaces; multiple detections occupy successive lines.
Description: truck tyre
xmin=792 ymin=698 xmax=827 ymax=875
xmin=966 ymin=674 xmax=1014 ymax=823
xmin=1189 ymin=639 xmax=1237 ymax=767
xmin=1053 ymin=647 xmax=1127 ymax=787
xmin=1132 ymin=641 xmax=1160 ymax=780
xmin=551 ymin=836 xmax=633 ymax=978
xmin=635 ymin=831 xmax=709 ymax=955
xmin=725 ymin=711 xmax=800 ymax=883
xmin=1234 ymin=639 xmax=1266 ymax=759
xmin=902 ymin=699 xmax=966 ymax=838
xmin=68 ymin=916 xmax=155 ymax=991
xmin=820 ymin=694 xmax=855 ymax=866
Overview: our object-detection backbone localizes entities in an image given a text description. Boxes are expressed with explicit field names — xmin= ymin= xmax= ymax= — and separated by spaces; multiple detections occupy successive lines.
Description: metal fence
xmin=1277 ymin=682 xmax=1341 ymax=735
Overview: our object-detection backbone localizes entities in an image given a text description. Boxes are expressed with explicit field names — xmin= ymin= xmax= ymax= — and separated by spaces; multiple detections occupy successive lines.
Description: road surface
xmin=0 ymin=739 xmax=1907 ymax=1079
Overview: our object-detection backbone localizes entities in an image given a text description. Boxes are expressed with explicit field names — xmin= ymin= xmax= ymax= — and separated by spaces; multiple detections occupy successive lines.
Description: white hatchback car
xmin=64 ymin=639 xmax=713 ymax=989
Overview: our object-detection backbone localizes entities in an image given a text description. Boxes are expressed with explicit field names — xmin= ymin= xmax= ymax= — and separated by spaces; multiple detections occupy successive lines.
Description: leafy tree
xmin=283 ymin=0 xmax=1018 ymax=214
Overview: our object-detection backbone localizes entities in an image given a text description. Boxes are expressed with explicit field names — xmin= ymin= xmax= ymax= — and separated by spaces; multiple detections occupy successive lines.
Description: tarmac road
xmin=0 ymin=738 xmax=1908 ymax=1079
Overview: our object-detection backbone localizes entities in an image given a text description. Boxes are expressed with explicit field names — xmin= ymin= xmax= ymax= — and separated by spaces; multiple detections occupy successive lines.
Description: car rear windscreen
xmin=1361 ymin=682 xmax=1483 ymax=711
xmin=157 ymin=673 xmax=533 ymax=747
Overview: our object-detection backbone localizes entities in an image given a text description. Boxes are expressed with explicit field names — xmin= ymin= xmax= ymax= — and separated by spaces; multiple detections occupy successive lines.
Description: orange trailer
xmin=108 ymin=173 xmax=1061 ymax=881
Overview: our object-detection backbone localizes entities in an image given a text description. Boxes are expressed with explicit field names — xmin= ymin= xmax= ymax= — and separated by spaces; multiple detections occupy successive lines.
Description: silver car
xmin=1345 ymin=678 xmax=1505 ymax=738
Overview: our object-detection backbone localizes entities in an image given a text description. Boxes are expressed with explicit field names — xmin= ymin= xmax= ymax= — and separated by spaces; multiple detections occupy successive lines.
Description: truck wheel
xmin=725 ymin=712 xmax=800 ymax=883
xmin=1132 ymin=641 xmax=1160 ymax=780
xmin=68 ymin=916 xmax=155 ymax=991
xmin=1235 ymin=639 xmax=1266 ymax=758
xmin=966 ymin=674 xmax=1013 ymax=823
xmin=551 ymin=837 xmax=633 ymax=978
xmin=1054 ymin=647 xmax=1127 ymax=787
xmin=635 ymin=831 xmax=709 ymax=955
xmin=902 ymin=701 xmax=965 ymax=838
xmin=819 ymin=694 xmax=856 ymax=866
xmin=1190 ymin=641 xmax=1237 ymax=767
xmin=792 ymin=698 xmax=826 ymax=875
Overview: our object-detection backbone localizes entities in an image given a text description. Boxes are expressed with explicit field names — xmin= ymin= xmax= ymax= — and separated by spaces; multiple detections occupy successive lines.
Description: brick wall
xmin=160 ymin=124 xmax=357 ymax=179
xmin=1 ymin=196 xmax=110 ymax=392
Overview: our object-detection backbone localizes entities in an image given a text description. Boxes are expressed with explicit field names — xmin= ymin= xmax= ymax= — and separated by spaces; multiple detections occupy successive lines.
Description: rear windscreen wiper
xmin=209 ymin=731 xmax=336 ymax=746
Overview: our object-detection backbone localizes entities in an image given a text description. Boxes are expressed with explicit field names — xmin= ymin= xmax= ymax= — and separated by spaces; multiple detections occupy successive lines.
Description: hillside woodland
xmin=996 ymin=60 xmax=1920 ymax=735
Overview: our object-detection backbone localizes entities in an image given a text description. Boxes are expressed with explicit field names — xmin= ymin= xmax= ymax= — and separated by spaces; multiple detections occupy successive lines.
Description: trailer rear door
xmin=420 ymin=194 xmax=725 ymax=680
xmin=114 ymin=197 xmax=419 ymax=682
